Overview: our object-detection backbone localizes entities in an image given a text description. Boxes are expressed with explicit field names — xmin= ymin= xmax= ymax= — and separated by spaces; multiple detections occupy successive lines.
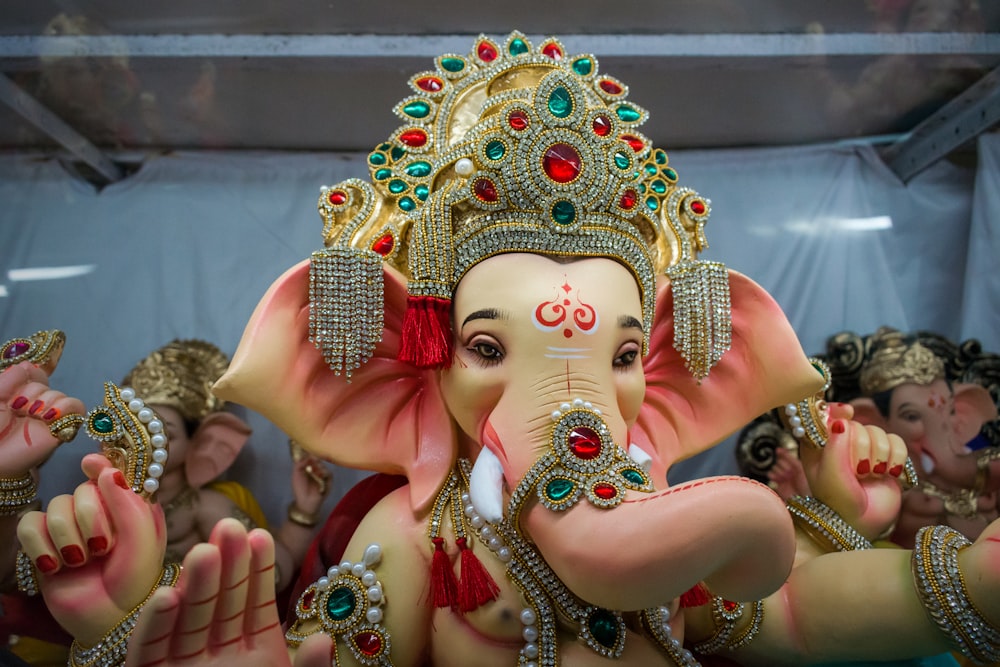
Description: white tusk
xmin=470 ymin=447 xmax=505 ymax=523
xmin=628 ymin=443 xmax=653 ymax=472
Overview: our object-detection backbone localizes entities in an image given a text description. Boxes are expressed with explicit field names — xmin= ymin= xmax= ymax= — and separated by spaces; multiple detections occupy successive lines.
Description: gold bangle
xmin=287 ymin=502 xmax=320 ymax=528
xmin=786 ymin=495 xmax=873 ymax=553
xmin=0 ymin=474 xmax=38 ymax=516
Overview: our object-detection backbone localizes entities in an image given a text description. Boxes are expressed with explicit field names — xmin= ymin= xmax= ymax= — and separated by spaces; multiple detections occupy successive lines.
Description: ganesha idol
xmin=12 ymin=32 xmax=1000 ymax=667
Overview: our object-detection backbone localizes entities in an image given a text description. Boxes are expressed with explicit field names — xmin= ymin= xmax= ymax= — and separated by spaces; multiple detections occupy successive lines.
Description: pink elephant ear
xmin=214 ymin=260 xmax=455 ymax=512
xmin=633 ymin=270 xmax=824 ymax=483
xmin=185 ymin=412 xmax=251 ymax=489
xmin=953 ymin=382 xmax=998 ymax=445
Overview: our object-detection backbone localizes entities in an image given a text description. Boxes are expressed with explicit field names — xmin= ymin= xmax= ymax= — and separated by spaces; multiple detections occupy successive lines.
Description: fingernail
xmin=889 ymin=465 xmax=903 ymax=477
xmin=87 ymin=536 xmax=108 ymax=554
xmin=28 ymin=400 xmax=44 ymax=415
xmin=61 ymin=545 xmax=85 ymax=566
xmin=831 ymin=420 xmax=846 ymax=434
xmin=42 ymin=408 xmax=59 ymax=421
xmin=11 ymin=396 xmax=28 ymax=409
xmin=873 ymin=461 xmax=888 ymax=474
xmin=857 ymin=459 xmax=871 ymax=475
xmin=112 ymin=470 xmax=129 ymax=490
xmin=36 ymin=555 xmax=58 ymax=574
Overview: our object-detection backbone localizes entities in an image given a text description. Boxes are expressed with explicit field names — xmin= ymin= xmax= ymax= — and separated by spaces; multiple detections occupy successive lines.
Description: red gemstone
xmin=301 ymin=589 xmax=315 ymax=611
xmin=474 ymin=178 xmax=499 ymax=202
xmin=477 ymin=41 xmax=499 ymax=62
xmin=371 ymin=233 xmax=395 ymax=256
xmin=592 ymin=115 xmax=612 ymax=137
xmin=621 ymin=134 xmax=644 ymax=153
xmin=508 ymin=110 xmax=529 ymax=131
xmin=568 ymin=426 xmax=601 ymax=460
xmin=620 ymin=189 xmax=638 ymax=210
xmin=542 ymin=143 xmax=582 ymax=184
xmin=599 ymin=79 xmax=623 ymax=95
xmin=723 ymin=600 xmax=740 ymax=613
xmin=542 ymin=42 xmax=563 ymax=60
xmin=353 ymin=631 xmax=383 ymax=657
xmin=3 ymin=341 xmax=29 ymax=359
xmin=690 ymin=200 xmax=706 ymax=215
xmin=415 ymin=76 xmax=443 ymax=93
xmin=328 ymin=190 xmax=347 ymax=206
xmin=593 ymin=483 xmax=617 ymax=500
xmin=399 ymin=129 xmax=428 ymax=147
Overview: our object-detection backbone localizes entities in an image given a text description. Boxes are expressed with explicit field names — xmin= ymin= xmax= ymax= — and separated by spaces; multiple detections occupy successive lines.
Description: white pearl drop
xmin=328 ymin=566 xmax=340 ymax=578
xmin=147 ymin=462 xmax=163 ymax=478
xmin=148 ymin=419 xmax=163 ymax=433
xmin=367 ymin=586 xmax=382 ymax=603
xmin=363 ymin=544 xmax=382 ymax=566
xmin=522 ymin=626 xmax=538 ymax=642
xmin=366 ymin=607 xmax=383 ymax=624
xmin=119 ymin=388 xmax=135 ymax=401
xmin=340 ymin=560 xmax=353 ymax=572
xmin=316 ymin=577 xmax=330 ymax=590
xmin=464 ymin=504 xmax=476 ymax=517
xmin=362 ymin=571 xmax=377 ymax=586
xmin=352 ymin=563 xmax=364 ymax=577
xmin=498 ymin=547 xmax=512 ymax=562
xmin=551 ymin=411 xmax=562 ymax=421
xmin=523 ymin=643 xmax=539 ymax=659
xmin=789 ymin=416 xmax=802 ymax=428
xmin=143 ymin=478 xmax=159 ymax=494
xmin=793 ymin=426 xmax=806 ymax=438
xmin=455 ymin=158 xmax=474 ymax=176
xmin=460 ymin=493 xmax=470 ymax=504
xmin=560 ymin=403 xmax=571 ymax=412
xmin=573 ymin=398 xmax=584 ymax=407
xmin=137 ymin=408 xmax=154 ymax=423
xmin=128 ymin=399 xmax=144 ymax=412
xmin=785 ymin=404 xmax=797 ymax=415
xmin=151 ymin=434 xmax=167 ymax=448
xmin=584 ymin=401 xmax=593 ymax=410
xmin=152 ymin=448 xmax=168 ymax=463
xmin=470 ymin=515 xmax=484 ymax=529
xmin=520 ymin=608 xmax=537 ymax=625
xmin=488 ymin=537 xmax=501 ymax=551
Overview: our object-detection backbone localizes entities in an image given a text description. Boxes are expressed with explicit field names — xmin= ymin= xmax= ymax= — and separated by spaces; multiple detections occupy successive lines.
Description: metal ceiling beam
xmin=0 ymin=74 xmax=123 ymax=184
xmin=882 ymin=64 xmax=1000 ymax=182
xmin=1 ymin=32 xmax=998 ymax=60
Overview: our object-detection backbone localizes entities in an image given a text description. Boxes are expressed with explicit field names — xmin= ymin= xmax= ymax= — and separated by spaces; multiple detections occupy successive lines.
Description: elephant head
xmin=215 ymin=33 xmax=825 ymax=612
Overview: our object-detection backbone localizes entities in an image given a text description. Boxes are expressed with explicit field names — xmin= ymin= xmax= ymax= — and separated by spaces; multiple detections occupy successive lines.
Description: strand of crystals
xmin=912 ymin=525 xmax=1000 ymax=664
xmin=0 ymin=474 xmax=37 ymax=515
xmin=786 ymin=496 xmax=872 ymax=552
xmin=642 ymin=607 xmax=701 ymax=667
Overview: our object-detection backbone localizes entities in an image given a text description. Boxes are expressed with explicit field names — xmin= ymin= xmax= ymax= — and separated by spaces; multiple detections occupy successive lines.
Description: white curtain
xmin=1 ymin=138 xmax=996 ymax=517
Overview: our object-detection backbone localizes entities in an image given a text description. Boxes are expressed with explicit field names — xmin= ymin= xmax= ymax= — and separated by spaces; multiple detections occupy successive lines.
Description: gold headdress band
xmin=309 ymin=31 xmax=730 ymax=380
xmin=121 ymin=339 xmax=230 ymax=422
xmin=859 ymin=328 xmax=945 ymax=396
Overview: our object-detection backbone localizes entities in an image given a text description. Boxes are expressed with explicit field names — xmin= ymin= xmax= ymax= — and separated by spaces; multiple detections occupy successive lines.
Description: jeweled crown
xmin=310 ymin=32 xmax=729 ymax=379
xmin=859 ymin=328 xmax=945 ymax=396
xmin=121 ymin=339 xmax=229 ymax=422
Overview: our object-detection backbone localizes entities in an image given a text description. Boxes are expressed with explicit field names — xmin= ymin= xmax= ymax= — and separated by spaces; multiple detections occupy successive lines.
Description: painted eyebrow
xmin=618 ymin=315 xmax=643 ymax=330
xmin=462 ymin=308 xmax=507 ymax=328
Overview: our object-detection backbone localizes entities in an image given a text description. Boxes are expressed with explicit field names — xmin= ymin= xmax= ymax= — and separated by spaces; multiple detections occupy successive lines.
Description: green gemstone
xmin=388 ymin=179 xmax=407 ymax=194
xmin=508 ymin=38 xmax=528 ymax=56
xmin=374 ymin=168 xmax=391 ymax=181
xmin=368 ymin=152 xmax=386 ymax=166
xmin=664 ymin=167 xmax=678 ymax=182
xmin=546 ymin=478 xmax=576 ymax=501
xmin=621 ymin=469 xmax=645 ymax=486
xmin=440 ymin=57 xmax=465 ymax=73
xmin=572 ymin=57 xmax=593 ymax=76
xmin=402 ymin=101 xmax=431 ymax=119
xmin=651 ymin=179 xmax=667 ymax=194
xmin=551 ymin=200 xmax=577 ymax=225
xmin=378 ymin=142 xmax=391 ymax=151
xmin=405 ymin=161 xmax=431 ymax=177
xmin=645 ymin=196 xmax=659 ymax=212
xmin=91 ymin=412 xmax=114 ymax=434
xmin=655 ymin=149 xmax=668 ymax=165
xmin=326 ymin=586 xmax=356 ymax=621
xmin=638 ymin=183 xmax=647 ymax=193
xmin=414 ymin=185 xmax=429 ymax=201
xmin=390 ymin=146 xmax=407 ymax=161
xmin=588 ymin=609 xmax=620 ymax=649
xmin=644 ymin=164 xmax=657 ymax=176
xmin=398 ymin=196 xmax=416 ymax=211
xmin=613 ymin=151 xmax=630 ymax=170
xmin=485 ymin=140 xmax=506 ymax=160
xmin=616 ymin=105 xmax=641 ymax=123
xmin=547 ymin=86 xmax=573 ymax=118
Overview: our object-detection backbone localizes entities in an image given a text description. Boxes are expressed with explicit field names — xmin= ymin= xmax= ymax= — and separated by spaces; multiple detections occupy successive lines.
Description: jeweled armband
xmin=786 ymin=495 xmax=873 ymax=553
xmin=0 ymin=473 xmax=38 ymax=516
xmin=286 ymin=543 xmax=393 ymax=666
xmin=779 ymin=358 xmax=831 ymax=450
xmin=689 ymin=594 xmax=765 ymax=655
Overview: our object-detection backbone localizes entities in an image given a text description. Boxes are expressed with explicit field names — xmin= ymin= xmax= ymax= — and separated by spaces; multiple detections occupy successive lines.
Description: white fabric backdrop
xmin=2 ymin=135 xmax=998 ymax=520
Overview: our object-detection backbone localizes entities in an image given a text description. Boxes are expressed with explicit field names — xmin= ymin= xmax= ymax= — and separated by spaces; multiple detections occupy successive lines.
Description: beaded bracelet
xmin=0 ymin=474 xmax=38 ymax=516
xmin=911 ymin=525 xmax=1000 ymax=664
xmin=786 ymin=495 xmax=873 ymax=553
xmin=68 ymin=563 xmax=181 ymax=667
xmin=690 ymin=594 xmax=765 ymax=655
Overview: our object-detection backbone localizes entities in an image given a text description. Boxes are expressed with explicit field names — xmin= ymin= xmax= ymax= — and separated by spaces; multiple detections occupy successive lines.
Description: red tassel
xmin=429 ymin=537 xmax=458 ymax=609
xmin=456 ymin=537 xmax=500 ymax=613
xmin=398 ymin=295 xmax=453 ymax=368
xmin=679 ymin=582 xmax=711 ymax=608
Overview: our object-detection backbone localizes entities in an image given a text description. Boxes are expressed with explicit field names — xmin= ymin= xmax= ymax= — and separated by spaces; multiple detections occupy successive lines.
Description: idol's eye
xmin=468 ymin=337 xmax=505 ymax=366
xmin=613 ymin=343 xmax=640 ymax=369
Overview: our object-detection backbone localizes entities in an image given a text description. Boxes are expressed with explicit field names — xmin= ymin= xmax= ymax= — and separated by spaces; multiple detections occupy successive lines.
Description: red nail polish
xmin=831 ymin=420 xmax=846 ymax=434
xmin=87 ymin=536 xmax=108 ymax=554
xmin=61 ymin=545 xmax=85 ymax=566
xmin=873 ymin=461 xmax=888 ymax=474
xmin=28 ymin=400 xmax=44 ymax=415
xmin=113 ymin=470 xmax=129 ymax=490
xmin=11 ymin=396 xmax=28 ymax=410
xmin=889 ymin=465 xmax=903 ymax=477
xmin=36 ymin=554 xmax=58 ymax=574
xmin=42 ymin=408 xmax=59 ymax=421
xmin=857 ymin=459 xmax=871 ymax=475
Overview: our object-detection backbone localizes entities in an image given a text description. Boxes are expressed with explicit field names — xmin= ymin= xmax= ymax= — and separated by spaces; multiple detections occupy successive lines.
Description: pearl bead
xmin=340 ymin=560 xmax=353 ymax=572
xmin=128 ymin=399 xmax=144 ymax=412
xmin=584 ymin=401 xmax=593 ymax=410
xmin=152 ymin=448 xmax=168 ymax=463
xmin=362 ymin=571 xmax=377 ymax=586
xmin=119 ymin=388 xmax=135 ymax=401
xmin=147 ymin=462 xmax=163 ymax=478
xmin=316 ymin=577 xmax=329 ymax=590
xmin=352 ymin=563 xmax=364 ymax=577
xmin=560 ymin=403 xmax=571 ymax=412
xmin=363 ymin=544 xmax=382 ymax=566
xmin=460 ymin=493 xmax=470 ymax=504
xmin=470 ymin=514 xmax=484 ymax=529
xmin=793 ymin=426 xmax=806 ymax=438
xmin=137 ymin=408 xmax=154 ymax=423
xmin=367 ymin=586 xmax=382 ymax=603
xmin=152 ymin=434 xmax=167 ymax=448
xmin=498 ymin=547 xmax=512 ymax=562
xmin=523 ymin=642 xmax=539 ymax=659
xmin=143 ymin=478 xmax=158 ymax=494
xmin=464 ymin=504 xmax=476 ymax=517
xmin=789 ymin=416 xmax=802 ymax=428
xmin=785 ymin=404 xmax=797 ymax=415
xmin=551 ymin=411 xmax=562 ymax=421
xmin=520 ymin=608 xmax=537 ymax=625
xmin=573 ymin=398 xmax=584 ymax=408
xmin=455 ymin=158 xmax=474 ymax=176
xmin=366 ymin=607 xmax=383 ymax=624
xmin=489 ymin=537 xmax=501 ymax=551
xmin=148 ymin=419 xmax=163 ymax=433
xmin=522 ymin=626 xmax=538 ymax=642
xmin=328 ymin=566 xmax=340 ymax=578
